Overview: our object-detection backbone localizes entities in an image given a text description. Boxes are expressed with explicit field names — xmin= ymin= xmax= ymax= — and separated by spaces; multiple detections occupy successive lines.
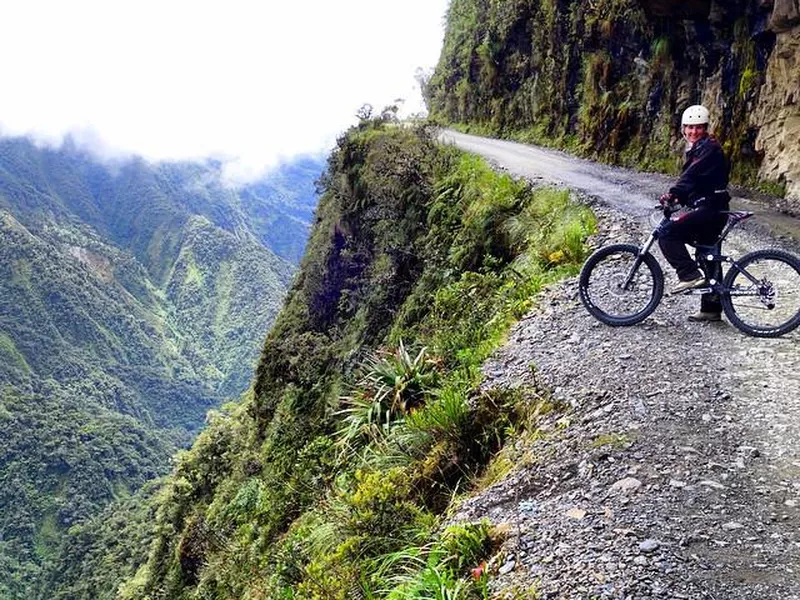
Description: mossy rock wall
xmin=427 ymin=0 xmax=800 ymax=207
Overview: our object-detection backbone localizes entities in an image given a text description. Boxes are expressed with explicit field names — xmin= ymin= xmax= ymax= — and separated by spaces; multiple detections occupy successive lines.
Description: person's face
xmin=683 ymin=123 xmax=708 ymax=144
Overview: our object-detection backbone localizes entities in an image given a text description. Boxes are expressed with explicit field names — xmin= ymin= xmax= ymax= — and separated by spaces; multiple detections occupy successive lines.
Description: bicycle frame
xmin=622 ymin=207 xmax=762 ymax=298
xmin=695 ymin=250 xmax=763 ymax=291
xmin=621 ymin=214 xmax=669 ymax=290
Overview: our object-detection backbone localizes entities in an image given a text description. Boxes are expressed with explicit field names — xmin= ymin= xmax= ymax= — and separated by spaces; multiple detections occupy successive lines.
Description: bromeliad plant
xmin=337 ymin=341 xmax=440 ymax=449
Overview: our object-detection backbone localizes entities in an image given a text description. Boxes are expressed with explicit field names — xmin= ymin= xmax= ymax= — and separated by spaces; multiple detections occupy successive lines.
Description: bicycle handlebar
xmin=653 ymin=204 xmax=682 ymax=218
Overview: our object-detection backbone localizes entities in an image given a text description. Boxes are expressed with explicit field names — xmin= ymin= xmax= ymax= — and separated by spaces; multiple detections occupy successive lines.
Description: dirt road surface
xmin=443 ymin=131 xmax=800 ymax=599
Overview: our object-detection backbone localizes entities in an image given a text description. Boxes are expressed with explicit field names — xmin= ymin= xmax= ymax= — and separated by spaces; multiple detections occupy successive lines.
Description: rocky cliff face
xmin=427 ymin=0 xmax=800 ymax=208
xmin=750 ymin=0 xmax=800 ymax=203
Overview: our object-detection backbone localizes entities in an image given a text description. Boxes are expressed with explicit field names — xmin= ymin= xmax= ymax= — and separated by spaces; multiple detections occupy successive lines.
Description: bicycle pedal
xmin=684 ymin=287 xmax=712 ymax=295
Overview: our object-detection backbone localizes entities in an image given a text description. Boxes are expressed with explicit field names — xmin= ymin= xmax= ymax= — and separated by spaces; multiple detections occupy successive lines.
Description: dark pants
xmin=659 ymin=208 xmax=728 ymax=313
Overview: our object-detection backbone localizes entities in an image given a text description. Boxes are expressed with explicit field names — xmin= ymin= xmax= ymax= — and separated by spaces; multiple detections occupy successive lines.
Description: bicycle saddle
xmin=711 ymin=211 xmax=754 ymax=245
xmin=721 ymin=210 xmax=754 ymax=223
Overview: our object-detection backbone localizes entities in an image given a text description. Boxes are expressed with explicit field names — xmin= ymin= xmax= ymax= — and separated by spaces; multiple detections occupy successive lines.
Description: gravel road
xmin=441 ymin=130 xmax=800 ymax=243
xmin=443 ymin=131 xmax=800 ymax=599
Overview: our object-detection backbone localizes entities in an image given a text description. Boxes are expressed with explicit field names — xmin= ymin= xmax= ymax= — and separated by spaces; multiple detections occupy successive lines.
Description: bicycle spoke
xmin=579 ymin=244 xmax=662 ymax=326
xmin=589 ymin=258 xmax=651 ymax=315
xmin=725 ymin=251 xmax=800 ymax=335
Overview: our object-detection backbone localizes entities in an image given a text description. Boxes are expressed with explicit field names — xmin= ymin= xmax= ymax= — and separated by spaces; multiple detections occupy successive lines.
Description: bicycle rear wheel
xmin=722 ymin=249 xmax=800 ymax=337
xmin=579 ymin=243 xmax=664 ymax=326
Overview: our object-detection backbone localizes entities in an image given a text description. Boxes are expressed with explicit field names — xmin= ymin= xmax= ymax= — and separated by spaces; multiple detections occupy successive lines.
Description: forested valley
xmin=0 ymin=136 xmax=323 ymax=597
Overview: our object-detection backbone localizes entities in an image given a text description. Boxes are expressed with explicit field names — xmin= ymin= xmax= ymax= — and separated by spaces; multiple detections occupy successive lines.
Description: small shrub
xmin=405 ymin=384 xmax=471 ymax=445
xmin=336 ymin=342 xmax=439 ymax=448
xmin=591 ymin=432 xmax=631 ymax=450
xmin=345 ymin=468 xmax=423 ymax=544
xmin=440 ymin=522 xmax=493 ymax=574
xmin=368 ymin=521 xmax=493 ymax=600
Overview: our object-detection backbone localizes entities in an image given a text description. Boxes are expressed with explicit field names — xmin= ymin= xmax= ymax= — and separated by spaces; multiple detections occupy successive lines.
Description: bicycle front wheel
xmin=722 ymin=249 xmax=800 ymax=337
xmin=579 ymin=243 xmax=664 ymax=326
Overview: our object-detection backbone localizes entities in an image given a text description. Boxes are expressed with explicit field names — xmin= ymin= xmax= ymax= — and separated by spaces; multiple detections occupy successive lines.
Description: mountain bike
xmin=578 ymin=205 xmax=800 ymax=337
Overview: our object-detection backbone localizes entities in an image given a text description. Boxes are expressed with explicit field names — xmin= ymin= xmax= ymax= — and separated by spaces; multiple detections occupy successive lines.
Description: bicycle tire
xmin=579 ymin=243 xmax=664 ymax=326
xmin=721 ymin=248 xmax=800 ymax=338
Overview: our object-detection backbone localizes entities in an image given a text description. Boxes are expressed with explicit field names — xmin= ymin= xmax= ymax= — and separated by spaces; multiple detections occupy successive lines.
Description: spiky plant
xmin=367 ymin=523 xmax=492 ymax=600
xmin=337 ymin=341 xmax=439 ymax=449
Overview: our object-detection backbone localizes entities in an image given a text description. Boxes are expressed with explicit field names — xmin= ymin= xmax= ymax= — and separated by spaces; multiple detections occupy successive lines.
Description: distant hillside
xmin=0 ymin=136 xmax=323 ymax=598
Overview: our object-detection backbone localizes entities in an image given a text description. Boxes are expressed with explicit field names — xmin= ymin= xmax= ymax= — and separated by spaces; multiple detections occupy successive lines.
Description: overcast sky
xmin=0 ymin=0 xmax=450 ymax=180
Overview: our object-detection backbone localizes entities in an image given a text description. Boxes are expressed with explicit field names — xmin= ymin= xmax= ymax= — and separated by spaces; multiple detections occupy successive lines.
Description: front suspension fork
xmin=622 ymin=233 xmax=656 ymax=290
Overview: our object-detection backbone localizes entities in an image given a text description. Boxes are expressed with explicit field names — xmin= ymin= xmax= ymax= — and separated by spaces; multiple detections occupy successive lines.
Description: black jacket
xmin=669 ymin=136 xmax=730 ymax=210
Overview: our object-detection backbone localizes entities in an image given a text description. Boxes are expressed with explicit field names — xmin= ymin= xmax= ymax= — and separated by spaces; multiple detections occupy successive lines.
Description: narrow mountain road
xmin=442 ymin=129 xmax=800 ymax=243
xmin=442 ymin=131 xmax=800 ymax=599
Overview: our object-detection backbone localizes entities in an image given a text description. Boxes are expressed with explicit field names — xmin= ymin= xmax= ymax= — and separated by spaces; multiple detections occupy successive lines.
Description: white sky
xmin=0 ymin=0 xmax=449 ymax=180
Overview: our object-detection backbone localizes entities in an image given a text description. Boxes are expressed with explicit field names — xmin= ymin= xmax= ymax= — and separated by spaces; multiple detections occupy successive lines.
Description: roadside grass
xmin=130 ymin=122 xmax=597 ymax=600
xmin=591 ymin=432 xmax=633 ymax=450
xmin=266 ymin=150 xmax=597 ymax=599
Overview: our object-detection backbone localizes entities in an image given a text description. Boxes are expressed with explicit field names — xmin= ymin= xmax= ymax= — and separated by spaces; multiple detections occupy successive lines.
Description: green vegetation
xmin=42 ymin=481 xmax=165 ymax=600
xmin=113 ymin=118 xmax=595 ymax=599
xmin=427 ymin=0 xmax=779 ymax=190
xmin=590 ymin=432 xmax=632 ymax=450
xmin=0 ymin=333 xmax=30 ymax=375
xmin=0 ymin=137 xmax=325 ymax=598
xmin=0 ymin=386 xmax=171 ymax=598
xmin=755 ymin=177 xmax=788 ymax=198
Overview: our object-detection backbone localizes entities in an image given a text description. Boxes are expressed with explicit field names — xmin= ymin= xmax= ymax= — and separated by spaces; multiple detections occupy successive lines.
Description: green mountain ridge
xmin=0 ymin=136 xmax=324 ymax=598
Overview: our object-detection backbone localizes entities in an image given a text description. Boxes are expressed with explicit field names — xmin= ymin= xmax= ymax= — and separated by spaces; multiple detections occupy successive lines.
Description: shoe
xmin=688 ymin=311 xmax=722 ymax=322
xmin=671 ymin=275 xmax=706 ymax=294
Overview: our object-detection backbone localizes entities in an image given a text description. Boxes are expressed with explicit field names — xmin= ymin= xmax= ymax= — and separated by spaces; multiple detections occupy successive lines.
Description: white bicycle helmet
xmin=681 ymin=105 xmax=710 ymax=125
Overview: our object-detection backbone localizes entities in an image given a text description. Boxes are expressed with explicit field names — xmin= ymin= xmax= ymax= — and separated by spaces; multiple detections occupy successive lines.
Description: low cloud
xmin=0 ymin=0 xmax=447 ymax=182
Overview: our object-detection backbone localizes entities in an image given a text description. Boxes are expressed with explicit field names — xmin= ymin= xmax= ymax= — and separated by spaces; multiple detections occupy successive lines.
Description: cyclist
xmin=658 ymin=104 xmax=731 ymax=322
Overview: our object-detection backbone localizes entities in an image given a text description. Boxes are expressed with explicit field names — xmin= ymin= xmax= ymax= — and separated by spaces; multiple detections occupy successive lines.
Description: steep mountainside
xmin=0 ymin=136 xmax=321 ymax=404
xmin=426 ymin=0 xmax=800 ymax=207
xmin=80 ymin=118 xmax=596 ymax=600
xmin=0 ymin=137 xmax=323 ymax=598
